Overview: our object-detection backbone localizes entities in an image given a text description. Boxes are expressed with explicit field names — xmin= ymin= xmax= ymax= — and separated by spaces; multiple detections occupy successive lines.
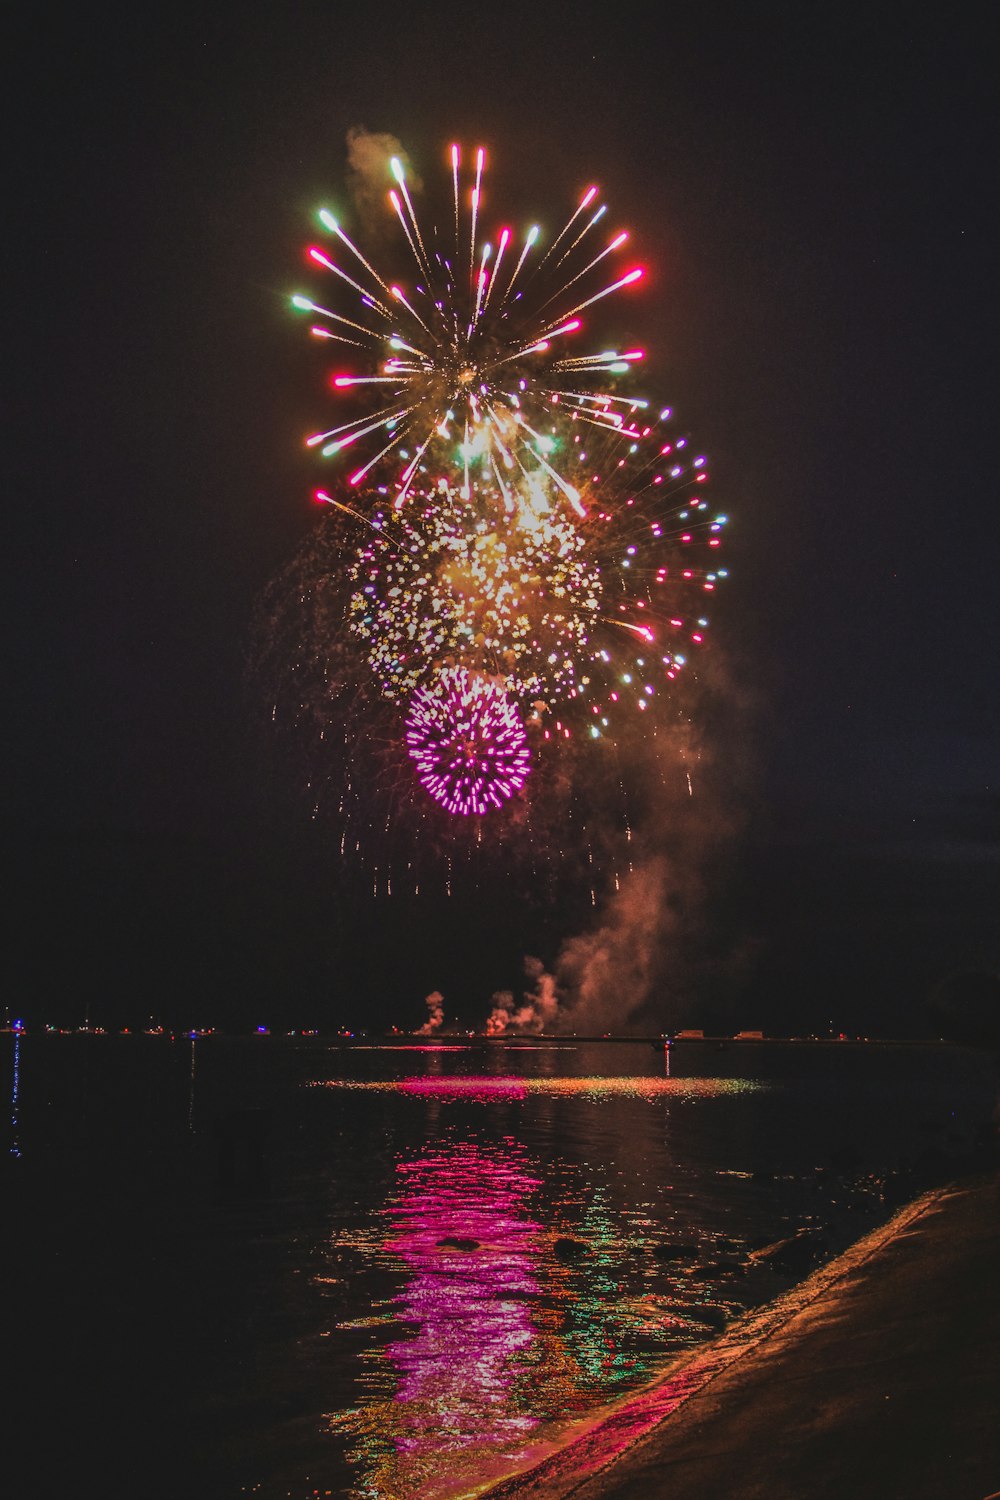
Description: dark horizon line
xmin=3 ymin=1025 xmax=953 ymax=1047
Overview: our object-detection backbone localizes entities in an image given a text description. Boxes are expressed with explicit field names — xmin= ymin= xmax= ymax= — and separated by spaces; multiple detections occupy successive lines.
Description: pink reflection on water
xmin=355 ymin=1045 xmax=471 ymax=1053
xmin=384 ymin=1076 xmax=728 ymax=1101
xmin=385 ymin=1140 xmax=543 ymax=1464
xmin=398 ymin=1075 xmax=528 ymax=1099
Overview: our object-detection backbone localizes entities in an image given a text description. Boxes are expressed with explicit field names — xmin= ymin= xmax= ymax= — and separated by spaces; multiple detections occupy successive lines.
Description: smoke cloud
xmin=417 ymin=989 xmax=445 ymax=1035
xmin=345 ymin=127 xmax=420 ymax=237
xmin=482 ymin=650 xmax=755 ymax=1036
xmin=481 ymin=862 xmax=673 ymax=1034
xmin=556 ymin=856 xmax=679 ymax=1031
xmin=485 ymin=957 xmax=562 ymax=1034
xmin=485 ymin=991 xmax=515 ymax=1036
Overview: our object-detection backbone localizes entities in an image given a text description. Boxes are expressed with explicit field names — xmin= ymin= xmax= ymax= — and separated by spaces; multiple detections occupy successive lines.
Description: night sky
xmin=4 ymin=3 xmax=997 ymax=1034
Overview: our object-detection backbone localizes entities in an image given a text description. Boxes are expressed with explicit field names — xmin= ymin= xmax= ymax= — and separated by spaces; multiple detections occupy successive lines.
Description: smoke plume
xmin=482 ymin=649 xmax=754 ymax=1036
xmin=481 ymin=862 xmax=673 ymax=1034
xmin=485 ymin=957 xmax=562 ymax=1034
xmin=345 ymin=127 xmax=420 ymax=237
xmin=417 ymin=989 xmax=445 ymax=1035
xmin=555 ymin=856 xmax=677 ymax=1031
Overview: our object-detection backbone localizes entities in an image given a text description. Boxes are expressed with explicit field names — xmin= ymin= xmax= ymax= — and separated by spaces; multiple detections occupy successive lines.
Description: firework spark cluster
xmin=348 ymin=480 xmax=600 ymax=710
xmin=290 ymin=143 xmax=727 ymax=818
xmin=405 ymin=666 xmax=531 ymax=816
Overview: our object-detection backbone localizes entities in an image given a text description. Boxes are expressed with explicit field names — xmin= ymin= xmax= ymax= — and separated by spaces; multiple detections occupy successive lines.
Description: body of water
xmin=3 ymin=1034 xmax=994 ymax=1498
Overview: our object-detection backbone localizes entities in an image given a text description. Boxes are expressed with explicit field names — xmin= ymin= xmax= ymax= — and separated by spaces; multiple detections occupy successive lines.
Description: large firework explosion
xmin=293 ymin=143 xmax=645 ymax=507
xmin=254 ymin=139 xmax=726 ymax=897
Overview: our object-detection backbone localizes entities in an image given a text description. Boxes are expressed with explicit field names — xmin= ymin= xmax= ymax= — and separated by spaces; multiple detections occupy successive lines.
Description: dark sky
xmin=4 ymin=2 xmax=997 ymax=1032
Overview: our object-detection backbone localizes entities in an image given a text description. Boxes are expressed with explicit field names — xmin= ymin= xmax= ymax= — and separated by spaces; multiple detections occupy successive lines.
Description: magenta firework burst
xmin=405 ymin=667 xmax=531 ymax=816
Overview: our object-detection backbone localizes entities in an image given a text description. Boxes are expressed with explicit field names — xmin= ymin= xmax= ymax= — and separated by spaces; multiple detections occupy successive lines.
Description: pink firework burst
xmin=405 ymin=667 xmax=531 ymax=816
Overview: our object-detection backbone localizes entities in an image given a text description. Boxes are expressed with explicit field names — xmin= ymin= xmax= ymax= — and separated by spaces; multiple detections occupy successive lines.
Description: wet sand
xmin=486 ymin=1170 xmax=1000 ymax=1500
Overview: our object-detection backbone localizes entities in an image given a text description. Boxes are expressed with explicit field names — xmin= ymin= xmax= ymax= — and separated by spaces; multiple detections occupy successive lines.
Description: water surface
xmin=3 ymin=1035 xmax=993 ymax=1498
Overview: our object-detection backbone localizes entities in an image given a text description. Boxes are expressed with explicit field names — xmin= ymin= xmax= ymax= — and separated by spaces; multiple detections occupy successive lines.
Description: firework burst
xmin=346 ymin=475 xmax=600 ymax=710
xmin=293 ymin=144 xmax=645 ymax=510
xmin=268 ymin=137 xmax=728 ymax=851
xmin=251 ymin=504 xmax=711 ymax=899
xmin=324 ymin=403 xmax=726 ymax=743
xmin=405 ymin=667 xmax=531 ymax=816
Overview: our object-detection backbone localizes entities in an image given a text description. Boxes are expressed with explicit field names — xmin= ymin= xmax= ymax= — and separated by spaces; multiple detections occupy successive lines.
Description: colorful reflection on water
xmin=333 ymin=1140 xmax=546 ymax=1496
xmin=316 ymin=1075 xmax=754 ymax=1101
xmin=325 ymin=1074 xmax=762 ymax=1498
xmin=5 ymin=1038 xmax=995 ymax=1499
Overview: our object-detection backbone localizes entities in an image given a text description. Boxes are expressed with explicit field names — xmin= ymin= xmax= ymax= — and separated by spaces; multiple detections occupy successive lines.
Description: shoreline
xmin=478 ymin=1171 xmax=999 ymax=1498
